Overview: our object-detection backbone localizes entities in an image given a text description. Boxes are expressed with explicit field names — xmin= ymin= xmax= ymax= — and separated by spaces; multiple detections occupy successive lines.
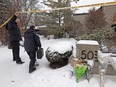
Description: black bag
xmin=37 ymin=48 xmax=44 ymax=59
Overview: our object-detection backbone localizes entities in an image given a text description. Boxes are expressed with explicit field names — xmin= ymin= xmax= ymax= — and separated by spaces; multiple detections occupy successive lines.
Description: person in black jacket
xmin=24 ymin=25 xmax=41 ymax=73
xmin=7 ymin=12 xmax=24 ymax=64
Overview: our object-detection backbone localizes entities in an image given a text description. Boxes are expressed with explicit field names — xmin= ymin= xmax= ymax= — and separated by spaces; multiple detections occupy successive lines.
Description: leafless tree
xmin=84 ymin=8 xmax=107 ymax=34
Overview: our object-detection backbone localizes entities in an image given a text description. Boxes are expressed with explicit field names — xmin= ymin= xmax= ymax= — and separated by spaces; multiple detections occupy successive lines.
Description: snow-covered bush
xmin=100 ymin=45 xmax=109 ymax=53
xmin=46 ymin=41 xmax=73 ymax=69
xmin=76 ymin=29 xmax=111 ymax=44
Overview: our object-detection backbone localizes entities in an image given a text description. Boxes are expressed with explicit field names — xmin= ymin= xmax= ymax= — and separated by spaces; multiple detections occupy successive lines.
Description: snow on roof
xmin=48 ymin=41 xmax=73 ymax=54
xmin=77 ymin=40 xmax=99 ymax=45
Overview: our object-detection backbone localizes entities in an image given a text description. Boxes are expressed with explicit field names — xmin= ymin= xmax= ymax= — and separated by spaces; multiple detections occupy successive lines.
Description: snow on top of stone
xmin=109 ymin=56 xmax=116 ymax=71
xmin=77 ymin=40 xmax=99 ymax=45
xmin=87 ymin=60 xmax=94 ymax=67
xmin=49 ymin=41 xmax=73 ymax=54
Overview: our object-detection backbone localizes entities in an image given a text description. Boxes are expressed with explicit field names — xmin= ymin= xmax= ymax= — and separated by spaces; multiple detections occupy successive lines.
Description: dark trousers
xmin=27 ymin=51 xmax=36 ymax=70
xmin=10 ymin=41 xmax=22 ymax=63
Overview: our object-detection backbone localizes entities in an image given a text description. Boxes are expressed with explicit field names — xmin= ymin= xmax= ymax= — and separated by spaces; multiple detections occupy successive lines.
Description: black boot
xmin=13 ymin=58 xmax=16 ymax=61
xmin=29 ymin=68 xmax=36 ymax=73
xmin=16 ymin=61 xmax=25 ymax=64
xmin=16 ymin=57 xmax=25 ymax=64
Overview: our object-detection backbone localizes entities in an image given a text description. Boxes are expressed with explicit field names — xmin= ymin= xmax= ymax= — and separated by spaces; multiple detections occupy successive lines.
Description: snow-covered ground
xmin=0 ymin=36 xmax=116 ymax=87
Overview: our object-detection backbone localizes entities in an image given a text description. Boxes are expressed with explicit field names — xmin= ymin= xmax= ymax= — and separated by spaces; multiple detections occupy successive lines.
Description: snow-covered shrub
xmin=46 ymin=41 xmax=73 ymax=69
xmin=76 ymin=29 xmax=111 ymax=44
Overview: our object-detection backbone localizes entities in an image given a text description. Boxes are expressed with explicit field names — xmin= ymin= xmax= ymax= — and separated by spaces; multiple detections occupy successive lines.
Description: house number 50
xmin=80 ymin=50 xmax=97 ymax=60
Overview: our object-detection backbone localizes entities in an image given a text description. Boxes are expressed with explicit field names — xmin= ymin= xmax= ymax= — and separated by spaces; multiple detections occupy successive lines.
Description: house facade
xmin=72 ymin=4 xmax=116 ymax=51
xmin=101 ymin=5 xmax=116 ymax=32
xmin=73 ymin=4 xmax=116 ymax=31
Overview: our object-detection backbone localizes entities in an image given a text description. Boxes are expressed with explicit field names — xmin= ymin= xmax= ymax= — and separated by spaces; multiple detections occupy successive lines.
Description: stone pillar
xmin=76 ymin=40 xmax=99 ymax=61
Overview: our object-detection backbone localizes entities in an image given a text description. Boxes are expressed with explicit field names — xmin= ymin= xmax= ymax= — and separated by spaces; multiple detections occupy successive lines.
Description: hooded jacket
xmin=24 ymin=28 xmax=41 ymax=52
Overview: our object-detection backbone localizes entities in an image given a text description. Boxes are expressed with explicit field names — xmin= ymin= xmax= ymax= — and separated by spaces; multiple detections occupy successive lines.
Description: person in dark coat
xmin=7 ymin=12 xmax=24 ymax=64
xmin=24 ymin=25 xmax=41 ymax=73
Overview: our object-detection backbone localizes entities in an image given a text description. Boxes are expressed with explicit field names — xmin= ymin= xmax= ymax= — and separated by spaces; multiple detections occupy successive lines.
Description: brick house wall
xmin=101 ymin=5 xmax=116 ymax=32
xmin=73 ymin=13 xmax=88 ymax=29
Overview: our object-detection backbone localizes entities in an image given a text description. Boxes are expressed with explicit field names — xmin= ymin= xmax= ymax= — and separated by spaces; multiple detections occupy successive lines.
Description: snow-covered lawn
xmin=0 ymin=36 xmax=116 ymax=87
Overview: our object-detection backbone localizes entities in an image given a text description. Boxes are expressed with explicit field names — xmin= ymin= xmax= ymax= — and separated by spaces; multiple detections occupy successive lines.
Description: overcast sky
xmin=39 ymin=0 xmax=115 ymax=13
xmin=71 ymin=0 xmax=115 ymax=13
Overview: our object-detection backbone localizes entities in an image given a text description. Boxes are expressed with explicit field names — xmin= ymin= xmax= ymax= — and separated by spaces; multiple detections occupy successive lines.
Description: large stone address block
xmin=76 ymin=40 xmax=99 ymax=60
